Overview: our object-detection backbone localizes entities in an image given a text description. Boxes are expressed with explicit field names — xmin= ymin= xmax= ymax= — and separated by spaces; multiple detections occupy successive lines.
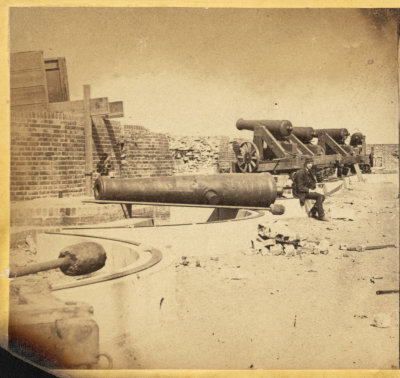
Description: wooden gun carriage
xmin=231 ymin=119 xmax=372 ymax=179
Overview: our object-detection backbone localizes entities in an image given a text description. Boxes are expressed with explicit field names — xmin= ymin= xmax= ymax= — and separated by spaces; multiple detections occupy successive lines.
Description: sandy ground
xmin=134 ymin=176 xmax=399 ymax=369
xmin=9 ymin=174 xmax=400 ymax=370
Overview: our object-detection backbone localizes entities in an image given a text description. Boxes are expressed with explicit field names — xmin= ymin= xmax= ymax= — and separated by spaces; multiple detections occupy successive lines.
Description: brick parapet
xmin=121 ymin=125 xmax=173 ymax=178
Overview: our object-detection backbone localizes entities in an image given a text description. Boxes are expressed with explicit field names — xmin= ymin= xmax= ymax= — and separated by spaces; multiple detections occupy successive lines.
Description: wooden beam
xmin=319 ymin=133 xmax=350 ymax=156
xmin=287 ymin=134 xmax=315 ymax=155
xmin=254 ymin=125 xmax=288 ymax=158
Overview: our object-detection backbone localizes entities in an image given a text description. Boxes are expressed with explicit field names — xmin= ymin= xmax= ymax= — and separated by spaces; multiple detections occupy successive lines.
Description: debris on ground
xmin=328 ymin=207 xmax=356 ymax=221
xmin=371 ymin=313 xmax=391 ymax=328
xmin=252 ymin=221 xmax=333 ymax=257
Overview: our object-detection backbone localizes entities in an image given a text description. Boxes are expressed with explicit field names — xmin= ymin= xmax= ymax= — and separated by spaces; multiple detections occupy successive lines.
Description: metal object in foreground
xmin=376 ymin=290 xmax=399 ymax=295
xmin=236 ymin=119 xmax=293 ymax=139
xmin=10 ymin=279 xmax=100 ymax=368
xmin=9 ymin=242 xmax=107 ymax=278
xmin=94 ymin=173 xmax=278 ymax=208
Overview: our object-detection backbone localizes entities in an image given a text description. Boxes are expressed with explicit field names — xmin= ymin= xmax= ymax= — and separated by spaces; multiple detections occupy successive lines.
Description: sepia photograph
xmin=2 ymin=5 xmax=400 ymax=374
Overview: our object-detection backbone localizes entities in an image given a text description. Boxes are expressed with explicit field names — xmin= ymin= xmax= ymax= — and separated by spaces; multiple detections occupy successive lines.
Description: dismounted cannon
xmin=9 ymin=242 xmax=107 ymax=278
xmin=316 ymin=128 xmax=350 ymax=144
xmin=94 ymin=173 xmax=279 ymax=208
xmin=292 ymin=126 xmax=317 ymax=144
xmin=236 ymin=119 xmax=293 ymax=139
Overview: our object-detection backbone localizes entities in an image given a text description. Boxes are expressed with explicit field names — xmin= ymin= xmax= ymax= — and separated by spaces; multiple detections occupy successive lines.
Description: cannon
xmin=316 ymin=128 xmax=371 ymax=174
xmin=94 ymin=173 xmax=280 ymax=208
xmin=236 ymin=119 xmax=293 ymax=139
xmin=350 ymin=132 xmax=364 ymax=147
xmin=231 ymin=118 xmax=372 ymax=179
xmin=292 ymin=126 xmax=317 ymax=144
xmin=291 ymin=126 xmax=324 ymax=156
xmin=232 ymin=119 xmax=326 ymax=174
xmin=316 ymin=128 xmax=350 ymax=145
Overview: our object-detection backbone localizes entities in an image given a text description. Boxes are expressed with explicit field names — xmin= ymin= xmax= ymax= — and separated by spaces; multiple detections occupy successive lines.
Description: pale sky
xmin=10 ymin=8 xmax=399 ymax=143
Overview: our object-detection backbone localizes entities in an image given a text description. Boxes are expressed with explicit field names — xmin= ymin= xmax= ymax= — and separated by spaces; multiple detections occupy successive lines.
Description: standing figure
xmin=293 ymin=158 xmax=328 ymax=221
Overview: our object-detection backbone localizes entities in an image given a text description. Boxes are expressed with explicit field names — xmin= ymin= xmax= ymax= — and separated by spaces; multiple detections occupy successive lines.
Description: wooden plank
xmin=10 ymin=51 xmax=44 ymax=72
xmin=10 ymin=69 xmax=47 ymax=89
xmin=48 ymin=97 xmax=109 ymax=116
xmin=287 ymin=134 xmax=315 ymax=155
xmin=44 ymin=59 xmax=59 ymax=70
xmin=45 ymin=57 xmax=70 ymax=102
xmin=11 ymin=86 xmax=47 ymax=106
xmin=11 ymin=103 xmax=48 ymax=112
xmin=58 ymin=58 xmax=70 ymax=102
xmin=353 ymin=163 xmax=365 ymax=182
xmin=83 ymin=199 xmax=273 ymax=211
xmin=108 ymin=101 xmax=124 ymax=118
xmin=322 ymin=133 xmax=350 ymax=156
xmin=46 ymin=69 xmax=64 ymax=102
xmin=254 ymin=126 xmax=288 ymax=158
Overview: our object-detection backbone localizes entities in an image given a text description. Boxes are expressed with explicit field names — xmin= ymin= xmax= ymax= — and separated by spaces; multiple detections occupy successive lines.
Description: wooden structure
xmin=10 ymin=51 xmax=49 ymax=111
xmin=10 ymin=51 xmax=124 ymax=119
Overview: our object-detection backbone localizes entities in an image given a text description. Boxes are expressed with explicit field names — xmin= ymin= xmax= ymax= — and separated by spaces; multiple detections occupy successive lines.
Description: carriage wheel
xmin=236 ymin=141 xmax=260 ymax=173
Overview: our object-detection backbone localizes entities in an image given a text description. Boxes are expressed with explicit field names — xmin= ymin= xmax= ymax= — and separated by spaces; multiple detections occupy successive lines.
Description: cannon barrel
xmin=236 ymin=119 xmax=293 ymax=138
xmin=292 ymin=126 xmax=317 ymax=143
xmin=94 ymin=173 xmax=278 ymax=208
xmin=316 ymin=128 xmax=350 ymax=144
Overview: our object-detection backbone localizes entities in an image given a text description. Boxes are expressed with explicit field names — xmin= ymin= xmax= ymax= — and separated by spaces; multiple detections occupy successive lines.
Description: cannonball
xmin=58 ymin=242 xmax=107 ymax=276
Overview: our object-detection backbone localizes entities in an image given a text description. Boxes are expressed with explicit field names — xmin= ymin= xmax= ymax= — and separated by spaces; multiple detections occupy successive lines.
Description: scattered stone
xmin=270 ymin=244 xmax=283 ymax=256
xmin=318 ymin=239 xmax=330 ymax=254
xmin=299 ymin=242 xmax=318 ymax=255
xmin=181 ymin=256 xmax=189 ymax=266
xmin=263 ymin=239 xmax=276 ymax=248
xmin=284 ymin=244 xmax=296 ymax=257
xmin=339 ymin=244 xmax=348 ymax=250
xmin=371 ymin=313 xmax=391 ymax=328
xmin=25 ymin=235 xmax=37 ymax=255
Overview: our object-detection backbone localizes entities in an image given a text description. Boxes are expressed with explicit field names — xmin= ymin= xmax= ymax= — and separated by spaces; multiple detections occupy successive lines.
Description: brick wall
xmin=122 ymin=125 xmax=173 ymax=178
xmin=11 ymin=111 xmax=126 ymax=201
xmin=11 ymin=111 xmax=86 ymax=201
xmin=92 ymin=116 xmax=123 ymax=179
xmin=367 ymin=144 xmax=399 ymax=170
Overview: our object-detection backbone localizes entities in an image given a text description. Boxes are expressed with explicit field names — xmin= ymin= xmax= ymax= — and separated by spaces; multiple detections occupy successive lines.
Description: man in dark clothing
xmin=293 ymin=158 xmax=328 ymax=221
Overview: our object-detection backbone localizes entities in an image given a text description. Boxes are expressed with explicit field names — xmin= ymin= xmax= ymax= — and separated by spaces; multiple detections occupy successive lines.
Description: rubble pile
xmin=252 ymin=221 xmax=331 ymax=257
xmin=167 ymin=135 xmax=221 ymax=174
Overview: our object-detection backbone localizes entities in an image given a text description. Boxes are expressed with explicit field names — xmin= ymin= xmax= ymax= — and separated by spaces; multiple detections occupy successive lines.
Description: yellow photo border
xmin=0 ymin=1 xmax=399 ymax=376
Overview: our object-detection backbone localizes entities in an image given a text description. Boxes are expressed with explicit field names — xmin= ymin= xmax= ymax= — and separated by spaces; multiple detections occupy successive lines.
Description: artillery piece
xmin=232 ymin=118 xmax=372 ymax=178
xmin=316 ymin=128 xmax=372 ymax=174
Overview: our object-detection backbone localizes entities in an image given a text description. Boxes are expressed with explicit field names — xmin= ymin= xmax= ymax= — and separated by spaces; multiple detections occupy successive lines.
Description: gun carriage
xmin=232 ymin=119 xmax=372 ymax=179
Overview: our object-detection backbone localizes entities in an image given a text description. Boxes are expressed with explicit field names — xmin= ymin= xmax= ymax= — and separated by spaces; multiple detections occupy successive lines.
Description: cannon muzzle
xmin=236 ymin=119 xmax=293 ymax=138
xmin=94 ymin=173 xmax=278 ymax=208
xmin=350 ymin=132 xmax=364 ymax=147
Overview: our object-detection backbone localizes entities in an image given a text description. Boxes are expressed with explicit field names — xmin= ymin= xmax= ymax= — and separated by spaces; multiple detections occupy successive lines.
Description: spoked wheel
xmin=236 ymin=141 xmax=260 ymax=173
